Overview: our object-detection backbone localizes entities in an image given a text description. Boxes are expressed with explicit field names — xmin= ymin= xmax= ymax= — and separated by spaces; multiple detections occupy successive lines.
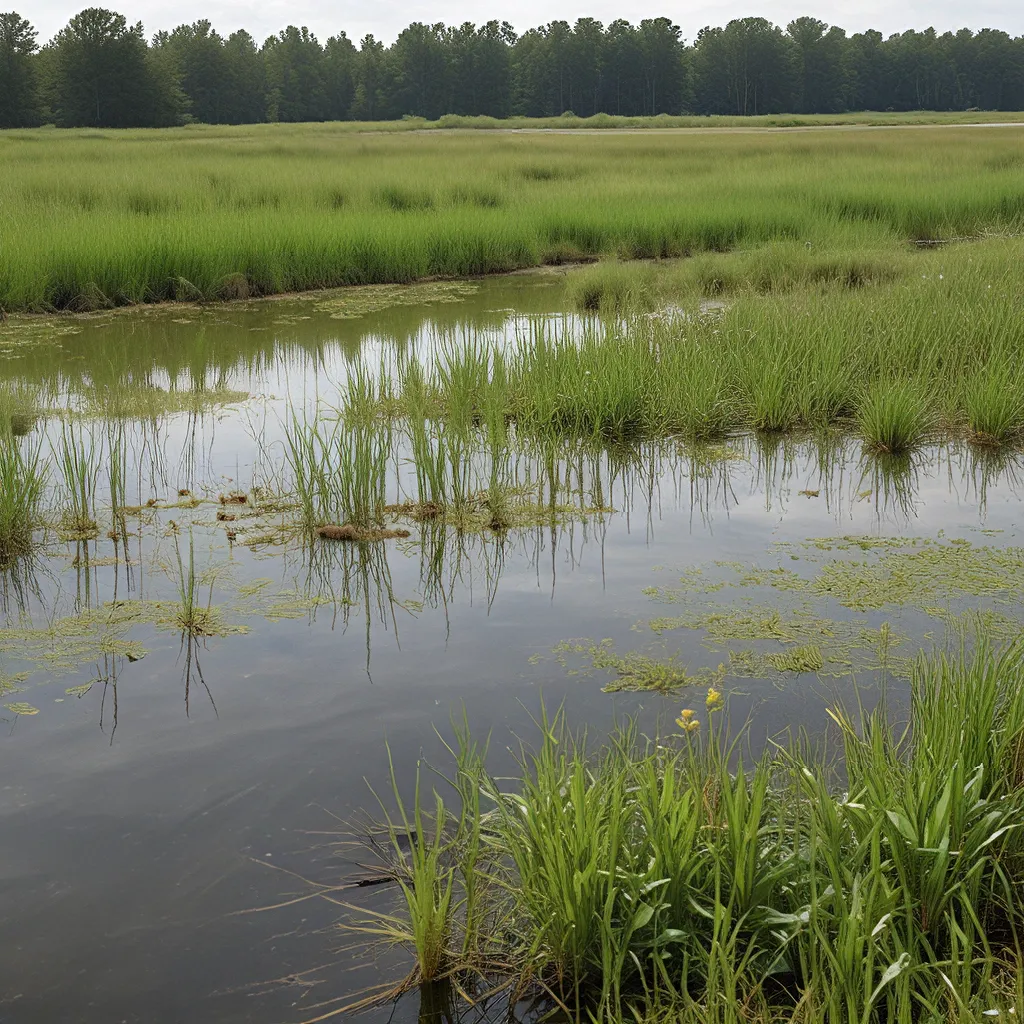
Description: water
xmin=0 ymin=272 xmax=1022 ymax=1023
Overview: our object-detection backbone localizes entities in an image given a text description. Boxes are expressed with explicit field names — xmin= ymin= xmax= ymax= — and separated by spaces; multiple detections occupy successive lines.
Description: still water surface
xmin=0 ymin=272 xmax=1021 ymax=1023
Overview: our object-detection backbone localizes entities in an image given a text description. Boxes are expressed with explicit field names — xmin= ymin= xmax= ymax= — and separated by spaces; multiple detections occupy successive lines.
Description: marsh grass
xmin=0 ymin=385 xmax=38 ymax=439
xmin=342 ymin=237 xmax=1024 ymax=456
xmin=963 ymin=363 xmax=1024 ymax=446
xmin=344 ymin=645 xmax=1024 ymax=1022
xmin=350 ymin=753 xmax=456 ymax=986
xmin=563 ymin=260 xmax=656 ymax=314
xmin=104 ymin=422 xmax=129 ymax=543
xmin=0 ymin=440 xmax=46 ymax=567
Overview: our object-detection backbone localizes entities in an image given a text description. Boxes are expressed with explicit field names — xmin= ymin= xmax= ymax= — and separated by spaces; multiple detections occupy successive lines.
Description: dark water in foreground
xmin=0 ymin=273 xmax=1022 ymax=1023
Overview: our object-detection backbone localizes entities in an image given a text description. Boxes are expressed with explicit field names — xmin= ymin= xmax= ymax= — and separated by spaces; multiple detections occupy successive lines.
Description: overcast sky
xmin=27 ymin=0 xmax=1024 ymax=47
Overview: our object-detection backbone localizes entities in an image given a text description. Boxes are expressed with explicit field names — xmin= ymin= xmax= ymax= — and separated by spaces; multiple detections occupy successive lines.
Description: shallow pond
xmin=0 ymin=271 xmax=1022 ymax=1023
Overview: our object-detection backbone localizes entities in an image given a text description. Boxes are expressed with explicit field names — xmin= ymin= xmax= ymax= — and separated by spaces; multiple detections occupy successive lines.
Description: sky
xmin=26 ymin=0 xmax=1024 ymax=47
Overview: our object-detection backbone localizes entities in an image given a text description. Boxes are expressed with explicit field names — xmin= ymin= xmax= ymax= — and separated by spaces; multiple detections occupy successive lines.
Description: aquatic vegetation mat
xmin=549 ymin=533 xmax=1024 ymax=694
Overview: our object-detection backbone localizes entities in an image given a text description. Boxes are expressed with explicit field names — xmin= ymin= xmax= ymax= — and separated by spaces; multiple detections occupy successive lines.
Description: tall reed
xmin=54 ymin=420 xmax=101 ymax=539
xmin=284 ymin=410 xmax=393 ymax=530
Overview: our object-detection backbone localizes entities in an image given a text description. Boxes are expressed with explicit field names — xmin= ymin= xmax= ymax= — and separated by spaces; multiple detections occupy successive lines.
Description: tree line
xmin=2 ymin=7 xmax=1024 ymax=129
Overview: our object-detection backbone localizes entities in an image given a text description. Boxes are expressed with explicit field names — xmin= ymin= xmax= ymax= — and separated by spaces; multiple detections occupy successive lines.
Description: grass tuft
xmin=856 ymin=379 xmax=935 ymax=455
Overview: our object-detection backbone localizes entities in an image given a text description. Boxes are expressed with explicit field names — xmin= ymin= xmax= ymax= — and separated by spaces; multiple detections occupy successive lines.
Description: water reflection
xmin=2 ymin=426 xmax=1024 ymax=724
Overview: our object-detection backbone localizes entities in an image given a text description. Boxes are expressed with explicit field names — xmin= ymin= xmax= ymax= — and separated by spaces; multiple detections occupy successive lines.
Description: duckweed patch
xmin=621 ymin=532 xmax=1024 ymax=691
xmin=642 ymin=602 xmax=913 ymax=685
xmin=232 ymin=579 xmax=348 ymax=621
xmin=4 ymin=701 xmax=39 ymax=716
xmin=0 ymin=563 xmax=356 ymax=711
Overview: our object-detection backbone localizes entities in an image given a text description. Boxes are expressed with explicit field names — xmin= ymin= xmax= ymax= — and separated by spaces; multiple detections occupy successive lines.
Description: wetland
xmin=3 ymin=125 xmax=1024 ymax=1023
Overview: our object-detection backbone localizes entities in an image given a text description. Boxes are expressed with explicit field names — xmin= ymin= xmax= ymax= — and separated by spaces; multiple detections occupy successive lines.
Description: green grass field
xmin=1 ymin=121 xmax=1024 ymax=312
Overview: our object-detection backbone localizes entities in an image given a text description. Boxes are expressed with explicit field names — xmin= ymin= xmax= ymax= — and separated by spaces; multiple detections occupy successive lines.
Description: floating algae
xmin=644 ymin=535 xmax=1024 ymax=612
xmin=388 ymin=491 xmax=613 ymax=535
xmin=4 ymin=701 xmax=39 ymax=716
xmin=232 ymin=578 xmax=347 ymax=622
xmin=642 ymin=601 xmax=912 ymax=684
xmin=554 ymin=638 xmax=725 ymax=693
xmin=313 ymin=280 xmax=478 ymax=320
xmin=766 ymin=644 xmax=824 ymax=673
xmin=608 ymin=532 xmax=1024 ymax=693
xmin=0 ymin=561 xmax=355 ymax=714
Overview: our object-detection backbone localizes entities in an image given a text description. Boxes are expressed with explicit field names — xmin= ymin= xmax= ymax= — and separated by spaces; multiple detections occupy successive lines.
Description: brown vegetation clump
xmin=411 ymin=501 xmax=442 ymax=522
xmin=219 ymin=492 xmax=248 ymax=505
xmin=316 ymin=524 xmax=411 ymax=543
xmin=216 ymin=273 xmax=251 ymax=302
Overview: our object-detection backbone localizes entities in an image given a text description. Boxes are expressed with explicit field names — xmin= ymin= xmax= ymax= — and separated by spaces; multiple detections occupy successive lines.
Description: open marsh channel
xmin=0 ymin=268 xmax=1023 ymax=1022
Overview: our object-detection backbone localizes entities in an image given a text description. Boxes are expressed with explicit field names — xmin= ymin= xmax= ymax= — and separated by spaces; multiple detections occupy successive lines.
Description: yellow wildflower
xmin=675 ymin=708 xmax=700 ymax=732
xmin=706 ymin=687 xmax=723 ymax=712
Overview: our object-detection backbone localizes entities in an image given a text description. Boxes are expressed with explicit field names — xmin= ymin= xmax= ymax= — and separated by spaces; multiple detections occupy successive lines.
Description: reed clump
xmin=284 ymin=411 xmax=392 ymax=534
xmin=170 ymin=532 xmax=219 ymax=637
xmin=344 ymin=644 xmax=1024 ymax=1023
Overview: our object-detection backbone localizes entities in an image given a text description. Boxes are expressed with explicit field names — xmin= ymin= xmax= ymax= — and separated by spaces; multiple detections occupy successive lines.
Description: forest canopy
xmin=2 ymin=8 xmax=1024 ymax=129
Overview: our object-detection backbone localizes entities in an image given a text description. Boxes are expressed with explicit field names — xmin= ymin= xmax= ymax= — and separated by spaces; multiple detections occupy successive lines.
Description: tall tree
xmin=602 ymin=20 xmax=644 ymax=114
xmin=449 ymin=21 xmax=514 ymax=117
xmin=569 ymin=18 xmax=604 ymax=117
xmin=390 ymin=22 xmax=449 ymax=119
xmin=787 ymin=17 xmax=850 ymax=113
xmin=0 ymin=11 xmax=39 ymax=127
xmin=349 ymin=35 xmax=389 ymax=120
xmin=323 ymin=31 xmax=356 ymax=120
xmin=160 ymin=20 xmax=230 ymax=124
xmin=52 ymin=8 xmax=182 ymax=126
xmin=222 ymin=30 xmax=264 ymax=123
xmin=262 ymin=25 xmax=326 ymax=122
xmin=847 ymin=30 xmax=888 ymax=110
xmin=638 ymin=17 xmax=687 ymax=114
xmin=694 ymin=18 xmax=797 ymax=114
